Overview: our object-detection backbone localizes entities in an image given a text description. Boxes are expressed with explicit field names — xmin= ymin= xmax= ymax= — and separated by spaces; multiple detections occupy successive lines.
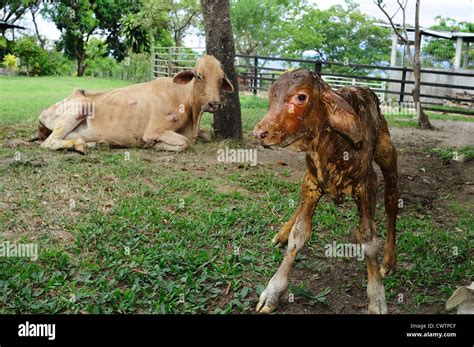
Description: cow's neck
xmin=184 ymin=81 xmax=204 ymax=140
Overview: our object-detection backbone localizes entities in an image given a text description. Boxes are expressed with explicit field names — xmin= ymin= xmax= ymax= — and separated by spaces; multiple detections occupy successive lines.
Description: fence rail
xmin=152 ymin=47 xmax=474 ymax=115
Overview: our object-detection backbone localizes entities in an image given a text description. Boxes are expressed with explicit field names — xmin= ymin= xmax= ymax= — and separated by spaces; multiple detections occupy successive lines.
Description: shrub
xmin=2 ymin=53 xmax=18 ymax=75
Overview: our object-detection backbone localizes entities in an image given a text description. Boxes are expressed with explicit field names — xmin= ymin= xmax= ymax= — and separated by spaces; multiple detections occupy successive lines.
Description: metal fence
xmin=152 ymin=47 xmax=205 ymax=77
xmin=153 ymin=47 xmax=474 ymax=115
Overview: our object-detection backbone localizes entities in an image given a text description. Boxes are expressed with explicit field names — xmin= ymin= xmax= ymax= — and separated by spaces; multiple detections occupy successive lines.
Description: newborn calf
xmin=253 ymin=69 xmax=400 ymax=314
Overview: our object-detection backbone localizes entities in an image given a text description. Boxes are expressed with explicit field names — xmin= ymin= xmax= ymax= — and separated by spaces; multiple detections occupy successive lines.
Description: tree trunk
xmin=77 ymin=56 xmax=86 ymax=77
xmin=201 ymin=0 xmax=242 ymax=139
xmin=413 ymin=0 xmax=432 ymax=129
xmin=31 ymin=7 xmax=46 ymax=49
xmin=174 ymin=31 xmax=181 ymax=47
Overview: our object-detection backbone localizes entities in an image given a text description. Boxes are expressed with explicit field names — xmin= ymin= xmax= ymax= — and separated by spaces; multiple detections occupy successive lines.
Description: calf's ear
xmin=222 ymin=73 xmax=234 ymax=93
xmin=173 ymin=70 xmax=195 ymax=84
xmin=322 ymin=88 xmax=362 ymax=145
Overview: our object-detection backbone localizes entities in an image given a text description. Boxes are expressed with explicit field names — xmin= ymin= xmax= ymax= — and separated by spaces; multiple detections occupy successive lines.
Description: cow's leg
xmin=143 ymin=129 xmax=191 ymax=152
xmin=272 ymin=171 xmax=313 ymax=247
xmin=41 ymin=124 xmax=87 ymax=154
xmin=354 ymin=172 xmax=388 ymax=314
xmin=256 ymin=175 xmax=322 ymax=313
xmin=374 ymin=124 xmax=399 ymax=277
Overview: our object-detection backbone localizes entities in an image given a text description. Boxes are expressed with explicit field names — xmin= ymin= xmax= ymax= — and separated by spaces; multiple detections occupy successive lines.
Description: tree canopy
xmin=423 ymin=16 xmax=474 ymax=68
xmin=283 ymin=1 xmax=391 ymax=66
xmin=231 ymin=0 xmax=303 ymax=56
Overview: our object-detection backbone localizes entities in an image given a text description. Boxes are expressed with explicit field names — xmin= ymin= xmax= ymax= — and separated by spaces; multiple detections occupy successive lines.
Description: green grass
xmin=0 ymin=76 xmax=472 ymax=314
xmin=423 ymin=146 xmax=474 ymax=160
xmin=1 ymin=149 xmax=471 ymax=313
xmin=0 ymin=76 xmax=133 ymax=124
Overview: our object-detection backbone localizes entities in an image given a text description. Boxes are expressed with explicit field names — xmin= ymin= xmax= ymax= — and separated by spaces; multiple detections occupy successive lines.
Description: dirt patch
xmin=389 ymin=120 xmax=474 ymax=149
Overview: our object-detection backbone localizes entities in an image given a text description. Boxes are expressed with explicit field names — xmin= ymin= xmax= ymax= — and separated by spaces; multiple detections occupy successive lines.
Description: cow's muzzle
xmin=253 ymin=129 xmax=268 ymax=141
xmin=203 ymin=101 xmax=221 ymax=113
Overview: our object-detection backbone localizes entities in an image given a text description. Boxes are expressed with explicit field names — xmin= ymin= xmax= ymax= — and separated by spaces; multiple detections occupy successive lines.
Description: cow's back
xmin=83 ymin=78 xmax=189 ymax=145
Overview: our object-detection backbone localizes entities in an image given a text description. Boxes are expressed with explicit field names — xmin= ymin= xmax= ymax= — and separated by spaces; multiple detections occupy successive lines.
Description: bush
xmin=11 ymin=36 xmax=75 ymax=76
xmin=2 ymin=53 xmax=18 ymax=75
xmin=119 ymin=52 xmax=151 ymax=82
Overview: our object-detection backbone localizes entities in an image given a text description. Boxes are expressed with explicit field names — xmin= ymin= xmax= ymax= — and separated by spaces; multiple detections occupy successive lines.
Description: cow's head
xmin=172 ymin=55 xmax=234 ymax=113
xmin=253 ymin=69 xmax=362 ymax=148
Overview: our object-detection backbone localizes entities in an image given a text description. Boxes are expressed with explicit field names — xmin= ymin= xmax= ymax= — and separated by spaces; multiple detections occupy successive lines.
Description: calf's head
xmin=253 ymin=69 xmax=362 ymax=148
xmin=172 ymin=55 xmax=234 ymax=113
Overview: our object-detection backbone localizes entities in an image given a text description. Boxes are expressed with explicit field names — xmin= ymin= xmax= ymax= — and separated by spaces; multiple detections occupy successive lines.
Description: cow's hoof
xmin=198 ymin=130 xmax=212 ymax=143
xmin=256 ymin=289 xmax=279 ymax=314
xmin=74 ymin=139 xmax=87 ymax=155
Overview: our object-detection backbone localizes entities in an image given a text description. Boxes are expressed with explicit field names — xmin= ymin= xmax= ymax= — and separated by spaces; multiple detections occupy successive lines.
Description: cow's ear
xmin=173 ymin=70 xmax=195 ymax=85
xmin=222 ymin=73 xmax=234 ymax=93
xmin=322 ymin=87 xmax=362 ymax=145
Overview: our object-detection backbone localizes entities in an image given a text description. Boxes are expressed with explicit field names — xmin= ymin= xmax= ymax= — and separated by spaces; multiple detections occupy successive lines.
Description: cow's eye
xmin=196 ymin=75 xmax=203 ymax=81
xmin=297 ymin=94 xmax=307 ymax=102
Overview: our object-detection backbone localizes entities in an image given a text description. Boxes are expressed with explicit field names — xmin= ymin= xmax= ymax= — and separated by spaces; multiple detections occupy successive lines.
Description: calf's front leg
xmin=256 ymin=174 xmax=322 ymax=313
xmin=272 ymin=172 xmax=315 ymax=247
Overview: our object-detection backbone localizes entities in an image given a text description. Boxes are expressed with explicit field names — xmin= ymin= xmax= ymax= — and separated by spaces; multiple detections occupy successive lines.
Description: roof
xmin=376 ymin=23 xmax=474 ymax=42
xmin=0 ymin=21 xmax=26 ymax=30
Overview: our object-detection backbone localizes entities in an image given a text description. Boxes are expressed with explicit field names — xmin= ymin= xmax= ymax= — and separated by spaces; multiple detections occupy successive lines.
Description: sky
xmin=314 ymin=0 xmax=473 ymax=27
xmin=9 ymin=0 xmax=474 ymax=47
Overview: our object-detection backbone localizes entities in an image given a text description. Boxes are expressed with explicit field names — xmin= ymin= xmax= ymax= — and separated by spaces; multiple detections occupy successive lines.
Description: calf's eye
xmin=298 ymin=94 xmax=307 ymax=102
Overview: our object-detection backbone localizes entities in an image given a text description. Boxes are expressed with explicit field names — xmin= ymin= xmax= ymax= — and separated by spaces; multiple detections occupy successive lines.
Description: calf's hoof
xmin=367 ymin=281 xmax=388 ymax=314
xmin=379 ymin=265 xmax=392 ymax=278
xmin=256 ymin=278 xmax=288 ymax=314
xmin=272 ymin=232 xmax=289 ymax=247
xmin=368 ymin=299 xmax=388 ymax=314
xmin=256 ymin=289 xmax=279 ymax=314
xmin=379 ymin=259 xmax=396 ymax=278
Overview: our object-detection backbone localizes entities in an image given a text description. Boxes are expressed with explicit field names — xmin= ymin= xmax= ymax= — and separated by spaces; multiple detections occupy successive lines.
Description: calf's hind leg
xmin=374 ymin=123 xmax=400 ymax=277
xmin=354 ymin=172 xmax=387 ymax=314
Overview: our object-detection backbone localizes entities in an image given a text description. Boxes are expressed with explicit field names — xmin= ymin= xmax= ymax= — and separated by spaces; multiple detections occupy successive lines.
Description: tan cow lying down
xmin=38 ymin=55 xmax=234 ymax=153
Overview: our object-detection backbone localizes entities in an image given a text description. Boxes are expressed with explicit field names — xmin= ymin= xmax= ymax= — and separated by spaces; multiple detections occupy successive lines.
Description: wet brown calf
xmin=253 ymin=69 xmax=400 ymax=314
